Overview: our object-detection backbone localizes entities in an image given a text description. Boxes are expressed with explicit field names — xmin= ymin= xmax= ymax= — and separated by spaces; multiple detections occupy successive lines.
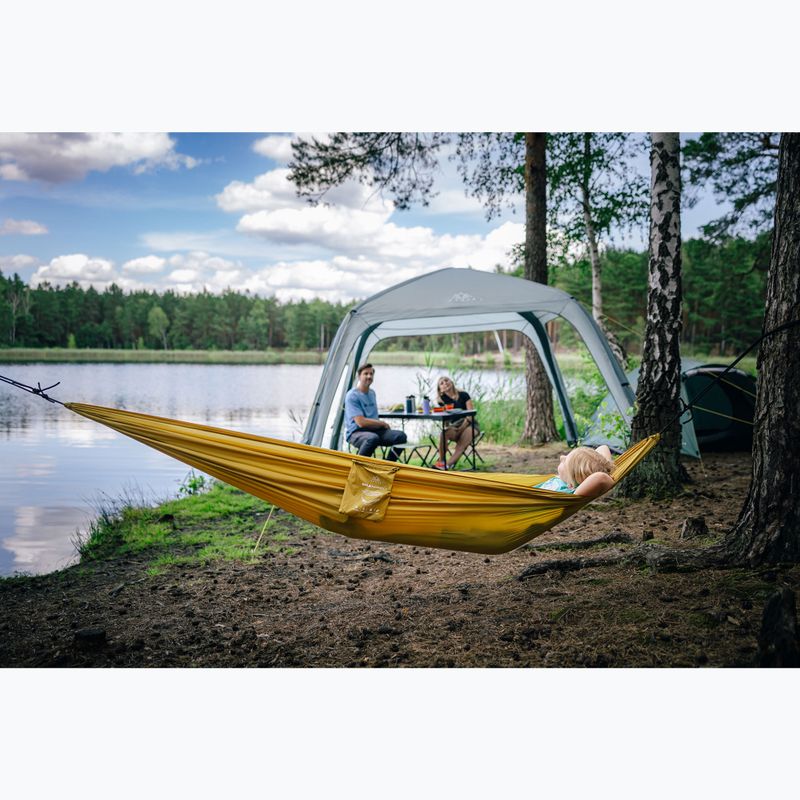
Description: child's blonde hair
xmin=564 ymin=447 xmax=613 ymax=486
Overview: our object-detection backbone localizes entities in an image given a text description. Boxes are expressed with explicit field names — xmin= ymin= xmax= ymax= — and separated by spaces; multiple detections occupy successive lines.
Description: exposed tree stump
xmin=757 ymin=588 xmax=800 ymax=667
xmin=680 ymin=516 xmax=709 ymax=540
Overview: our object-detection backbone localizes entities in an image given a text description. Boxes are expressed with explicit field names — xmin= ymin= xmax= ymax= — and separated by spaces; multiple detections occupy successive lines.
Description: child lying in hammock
xmin=535 ymin=445 xmax=614 ymax=499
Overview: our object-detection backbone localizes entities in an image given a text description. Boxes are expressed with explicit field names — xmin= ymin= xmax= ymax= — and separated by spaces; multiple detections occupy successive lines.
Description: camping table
xmin=379 ymin=409 xmax=477 ymax=470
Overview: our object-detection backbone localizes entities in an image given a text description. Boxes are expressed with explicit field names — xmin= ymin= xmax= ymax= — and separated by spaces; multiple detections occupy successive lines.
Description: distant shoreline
xmin=0 ymin=347 xmax=756 ymax=374
xmin=0 ymin=347 xmax=524 ymax=368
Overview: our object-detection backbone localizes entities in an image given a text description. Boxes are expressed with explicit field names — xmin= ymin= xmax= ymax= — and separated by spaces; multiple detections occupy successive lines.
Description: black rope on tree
xmin=656 ymin=318 xmax=800 ymax=439
xmin=0 ymin=373 xmax=65 ymax=406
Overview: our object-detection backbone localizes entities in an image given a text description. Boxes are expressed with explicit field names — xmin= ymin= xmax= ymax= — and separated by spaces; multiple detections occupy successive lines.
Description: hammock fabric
xmin=66 ymin=403 xmax=659 ymax=555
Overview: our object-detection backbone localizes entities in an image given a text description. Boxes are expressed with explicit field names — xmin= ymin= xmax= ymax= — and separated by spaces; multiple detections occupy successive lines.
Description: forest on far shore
xmin=0 ymin=233 xmax=768 ymax=358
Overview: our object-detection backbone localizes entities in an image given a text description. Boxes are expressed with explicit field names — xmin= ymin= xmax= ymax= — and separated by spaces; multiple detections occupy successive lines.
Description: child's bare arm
xmin=595 ymin=445 xmax=612 ymax=460
xmin=574 ymin=471 xmax=615 ymax=499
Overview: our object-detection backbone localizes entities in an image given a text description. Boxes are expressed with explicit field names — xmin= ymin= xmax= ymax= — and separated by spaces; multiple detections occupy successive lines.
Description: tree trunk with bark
xmin=618 ymin=133 xmax=685 ymax=499
xmin=723 ymin=132 xmax=800 ymax=566
xmin=581 ymin=135 xmax=627 ymax=369
xmin=521 ymin=132 xmax=559 ymax=444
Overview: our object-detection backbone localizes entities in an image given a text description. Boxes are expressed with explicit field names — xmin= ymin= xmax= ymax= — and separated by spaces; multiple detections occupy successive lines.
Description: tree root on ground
xmin=517 ymin=541 xmax=730 ymax=580
xmin=526 ymin=532 xmax=634 ymax=552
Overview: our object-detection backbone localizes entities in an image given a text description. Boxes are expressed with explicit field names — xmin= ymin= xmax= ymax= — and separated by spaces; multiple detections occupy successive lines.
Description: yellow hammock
xmin=67 ymin=403 xmax=659 ymax=555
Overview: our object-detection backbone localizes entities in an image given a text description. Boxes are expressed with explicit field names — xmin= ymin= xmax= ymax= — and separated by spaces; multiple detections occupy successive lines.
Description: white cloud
xmin=446 ymin=221 xmax=523 ymax=269
xmin=167 ymin=251 xmax=241 ymax=273
xmin=122 ymin=255 xmax=167 ymax=274
xmin=217 ymin=167 xmax=391 ymax=215
xmin=0 ymin=163 xmax=28 ymax=181
xmin=0 ymin=133 xmax=197 ymax=183
xmin=215 ymin=162 xmax=518 ymax=278
xmin=159 ymin=251 xmax=252 ymax=294
xmin=30 ymin=263 xmax=149 ymax=292
xmin=252 ymin=132 xmax=332 ymax=165
xmin=236 ymin=204 xmax=391 ymax=246
xmin=216 ymin=168 xmax=302 ymax=213
xmin=0 ymin=254 xmax=40 ymax=272
xmin=0 ymin=218 xmax=48 ymax=235
xmin=13 ymin=219 xmax=521 ymax=302
xmin=220 ymin=166 xmax=399 ymax=254
xmin=30 ymin=253 xmax=117 ymax=288
xmin=257 ymin=258 xmax=411 ymax=303
xmin=252 ymin=135 xmax=295 ymax=163
xmin=167 ymin=268 xmax=201 ymax=283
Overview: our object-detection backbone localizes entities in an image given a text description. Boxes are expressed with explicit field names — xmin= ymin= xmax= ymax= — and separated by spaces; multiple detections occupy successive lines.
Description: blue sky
xmin=0 ymin=132 xmax=727 ymax=303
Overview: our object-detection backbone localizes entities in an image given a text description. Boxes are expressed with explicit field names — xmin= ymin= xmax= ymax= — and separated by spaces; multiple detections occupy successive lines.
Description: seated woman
xmin=433 ymin=376 xmax=479 ymax=470
xmin=535 ymin=445 xmax=615 ymax=499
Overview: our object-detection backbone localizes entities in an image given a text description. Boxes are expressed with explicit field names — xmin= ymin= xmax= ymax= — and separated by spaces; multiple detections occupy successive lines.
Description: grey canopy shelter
xmin=302 ymin=268 xmax=635 ymax=450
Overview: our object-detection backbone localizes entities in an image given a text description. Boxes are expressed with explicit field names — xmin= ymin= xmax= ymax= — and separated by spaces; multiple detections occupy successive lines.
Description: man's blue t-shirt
xmin=344 ymin=387 xmax=378 ymax=440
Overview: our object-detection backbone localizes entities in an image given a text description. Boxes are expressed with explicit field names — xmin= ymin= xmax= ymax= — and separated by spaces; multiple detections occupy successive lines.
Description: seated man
xmin=345 ymin=363 xmax=407 ymax=461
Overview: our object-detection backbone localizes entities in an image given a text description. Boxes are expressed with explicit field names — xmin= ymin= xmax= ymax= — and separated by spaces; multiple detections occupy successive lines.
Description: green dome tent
xmin=582 ymin=359 xmax=756 ymax=458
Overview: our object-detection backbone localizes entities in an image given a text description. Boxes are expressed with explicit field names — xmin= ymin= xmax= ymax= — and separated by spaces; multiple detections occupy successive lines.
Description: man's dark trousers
xmin=349 ymin=428 xmax=407 ymax=461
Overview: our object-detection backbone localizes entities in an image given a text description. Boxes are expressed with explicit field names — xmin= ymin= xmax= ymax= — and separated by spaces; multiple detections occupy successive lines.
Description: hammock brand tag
xmin=339 ymin=461 xmax=399 ymax=521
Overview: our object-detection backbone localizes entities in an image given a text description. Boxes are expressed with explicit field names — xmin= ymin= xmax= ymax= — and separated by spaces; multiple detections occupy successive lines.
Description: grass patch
xmin=157 ymin=481 xmax=271 ymax=522
xmin=75 ymin=480 xmax=293 ymax=572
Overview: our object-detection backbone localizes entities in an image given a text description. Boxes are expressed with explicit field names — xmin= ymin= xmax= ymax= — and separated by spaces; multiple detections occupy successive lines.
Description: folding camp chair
xmin=428 ymin=428 xmax=484 ymax=470
xmin=349 ymin=440 xmax=433 ymax=466
xmin=381 ymin=441 xmax=434 ymax=466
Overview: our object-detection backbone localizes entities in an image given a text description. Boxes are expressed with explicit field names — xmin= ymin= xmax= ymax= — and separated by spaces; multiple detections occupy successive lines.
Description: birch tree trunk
xmin=618 ymin=133 xmax=685 ymax=498
xmin=723 ymin=133 xmax=800 ymax=565
xmin=521 ymin=132 xmax=559 ymax=444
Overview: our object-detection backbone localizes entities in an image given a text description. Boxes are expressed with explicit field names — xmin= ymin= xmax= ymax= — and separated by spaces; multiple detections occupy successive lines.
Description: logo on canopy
xmin=448 ymin=292 xmax=480 ymax=304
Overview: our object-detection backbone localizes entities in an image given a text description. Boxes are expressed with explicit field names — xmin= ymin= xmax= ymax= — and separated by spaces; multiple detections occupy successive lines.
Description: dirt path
xmin=2 ymin=444 xmax=795 ymax=667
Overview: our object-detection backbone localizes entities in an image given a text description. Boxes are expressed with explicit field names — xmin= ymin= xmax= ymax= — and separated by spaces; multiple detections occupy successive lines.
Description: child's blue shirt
xmin=534 ymin=476 xmax=575 ymax=494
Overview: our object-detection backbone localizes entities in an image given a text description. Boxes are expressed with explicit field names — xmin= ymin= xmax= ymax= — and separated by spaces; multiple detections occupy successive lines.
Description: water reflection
xmin=3 ymin=505 xmax=91 ymax=575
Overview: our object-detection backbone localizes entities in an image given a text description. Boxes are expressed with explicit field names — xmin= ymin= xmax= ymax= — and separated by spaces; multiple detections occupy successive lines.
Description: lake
xmin=0 ymin=362 xmax=525 ymax=576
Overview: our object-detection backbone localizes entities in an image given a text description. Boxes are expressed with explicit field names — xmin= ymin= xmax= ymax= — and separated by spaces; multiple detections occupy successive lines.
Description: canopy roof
xmin=303 ymin=268 xmax=636 ymax=449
